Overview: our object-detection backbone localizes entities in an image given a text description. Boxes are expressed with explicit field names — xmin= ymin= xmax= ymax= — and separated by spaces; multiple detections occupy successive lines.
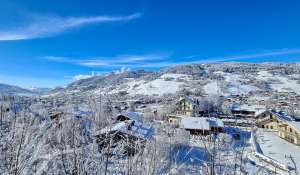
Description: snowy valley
xmin=1 ymin=63 xmax=300 ymax=175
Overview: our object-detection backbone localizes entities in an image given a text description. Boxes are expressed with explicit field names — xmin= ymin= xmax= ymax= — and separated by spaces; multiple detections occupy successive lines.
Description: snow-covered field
xmin=160 ymin=73 xmax=192 ymax=80
xmin=127 ymin=78 xmax=185 ymax=96
xmin=222 ymin=72 xmax=259 ymax=95
xmin=108 ymin=74 xmax=191 ymax=96
xmin=52 ymin=69 xmax=300 ymax=100
xmin=203 ymin=81 xmax=221 ymax=95
xmin=257 ymin=71 xmax=300 ymax=95
xmin=256 ymin=129 xmax=300 ymax=171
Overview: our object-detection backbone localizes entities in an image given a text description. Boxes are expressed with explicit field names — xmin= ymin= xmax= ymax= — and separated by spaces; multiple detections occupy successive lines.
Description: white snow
xmin=256 ymin=129 xmax=300 ymax=170
xmin=127 ymin=78 xmax=185 ymax=96
xmin=223 ymin=73 xmax=259 ymax=95
xmin=203 ymin=81 xmax=221 ymax=95
xmin=235 ymin=104 xmax=266 ymax=115
xmin=271 ymin=76 xmax=300 ymax=94
xmin=105 ymin=74 xmax=189 ymax=96
xmin=257 ymin=71 xmax=300 ymax=95
xmin=180 ymin=117 xmax=223 ymax=130
xmin=160 ymin=73 xmax=191 ymax=80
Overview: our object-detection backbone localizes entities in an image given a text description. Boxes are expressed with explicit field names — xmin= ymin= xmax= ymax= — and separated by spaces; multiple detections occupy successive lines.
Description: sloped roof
xmin=232 ymin=103 xmax=265 ymax=115
xmin=209 ymin=117 xmax=225 ymax=128
xmin=179 ymin=96 xmax=200 ymax=106
xmin=117 ymin=111 xmax=143 ymax=122
xmin=96 ymin=120 xmax=154 ymax=140
xmin=270 ymin=110 xmax=295 ymax=122
xmin=180 ymin=117 xmax=224 ymax=130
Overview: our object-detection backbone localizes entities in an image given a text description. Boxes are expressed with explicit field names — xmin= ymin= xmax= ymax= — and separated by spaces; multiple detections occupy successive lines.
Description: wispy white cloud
xmin=79 ymin=54 xmax=168 ymax=67
xmin=43 ymin=53 xmax=171 ymax=67
xmin=0 ymin=13 xmax=142 ymax=41
xmin=44 ymin=49 xmax=300 ymax=69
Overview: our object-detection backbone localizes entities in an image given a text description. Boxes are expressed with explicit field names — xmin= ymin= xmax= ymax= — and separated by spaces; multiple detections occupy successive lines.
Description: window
xmin=270 ymin=126 xmax=273 ymax=129
xmin=290 ymin=128 xmax=293 ymax=133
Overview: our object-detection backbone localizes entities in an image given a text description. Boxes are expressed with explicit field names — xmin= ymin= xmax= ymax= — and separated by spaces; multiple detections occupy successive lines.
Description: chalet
xmin=177 ymin=96 xmax=203 ymax=117
xmin=95 ymin=112 xmax=154 ymax=156
xmin=256 ymin=110 xmax=280 ymax=130
xmin=231 ymin=104 xmax=265 ymax=119
xmin=256 ymin=110 xmax=300 ymax=145
xmin=232 ymin=109 xmax=255 ymax=118
xmin=278 ymin=121 xmax=300 ymax=145
xmin=256 ymin=110 xmax=294 ymax=130
xmin=179 ymin=117 xmax=224 ymax=135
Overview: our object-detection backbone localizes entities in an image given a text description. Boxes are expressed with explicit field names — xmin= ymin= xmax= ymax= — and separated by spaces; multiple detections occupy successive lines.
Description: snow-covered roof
xmin=180 ymin=117 xmax=224 ymax=130
xmin=117 ymin=111 xmax=143 ymax=122
xmin=209 ymin=117 xmax=225 ymax=128
xmin=96 ymin=120 xmax=154 ymax=140
xmin=232 ymin=104 xmax=265 ymax=115
xmin=270 ymin=110 xmax=295 ymax=122
xmin=179 ymin=96 xmax=201 ymax=106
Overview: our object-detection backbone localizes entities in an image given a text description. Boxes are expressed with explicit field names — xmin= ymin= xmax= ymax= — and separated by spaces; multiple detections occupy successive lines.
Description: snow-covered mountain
xmin=0 ymin=83 xmax=50 ymax=96
xmin=47 ymin=62 xmax=300 ymax=99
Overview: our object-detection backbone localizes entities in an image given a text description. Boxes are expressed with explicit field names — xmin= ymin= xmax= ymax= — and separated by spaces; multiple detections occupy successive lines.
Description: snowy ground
xmin=160 ymin=73 xmax=192 ymax=80
xmin=256 ymin=129 xmax=300 ymax=171
xmin=128 ymin=78 xmax=185 ymax=96
xmin=107 ymin=74 xmax=191 ymax=96
xmin=222 ymin=72 xmax=259 ymax=95
xmin=257 ymin=71 xmax=300 ymax=95
xmin=203 ymin=81 xmax=222 ymax=95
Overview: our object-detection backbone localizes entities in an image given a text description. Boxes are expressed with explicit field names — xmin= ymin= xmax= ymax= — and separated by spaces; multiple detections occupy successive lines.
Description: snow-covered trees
xmin=0 ymin=92 xmax=253 ymax=175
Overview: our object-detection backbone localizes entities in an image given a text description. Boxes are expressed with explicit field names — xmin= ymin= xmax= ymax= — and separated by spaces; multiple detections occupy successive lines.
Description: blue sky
xmin=1 ymin=0 xmax=300 ymax=88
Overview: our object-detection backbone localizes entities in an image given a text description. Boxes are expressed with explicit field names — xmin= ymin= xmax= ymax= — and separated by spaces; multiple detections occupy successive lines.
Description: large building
xmin=167 ymin=96 xmax=203 ymax=124
xmin=256 ymin=110 xmax=295 ymax=129
xmin=256 ymin=110 xmax=282 ymax=130
xmin=256 ymin=110 xmax=300 ymax=145
xmin=231 ymin=104 xmax=265 ymax=119
xmin=278 ymin=120 xmax=300 ymax=145
xmin=177 ymin=96 xmax=203 ymax=117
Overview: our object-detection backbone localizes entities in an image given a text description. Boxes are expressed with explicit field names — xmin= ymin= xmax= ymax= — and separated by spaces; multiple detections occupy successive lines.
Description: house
xmin=256 ymin=110 xmax=300 ymax=145
xmin=177 ymin=96 xmax=201 ymax=117
xmin=179 ymin=117 xmax=224 ymax=135
xmin=95 ymin=112 xmax=154 ymax=156
xmin=278 ymin=121 xmax=300 ymax=145
xmin=256 ymin=110 xmax=295 ymax=130
xmin=256 ymin=110 xmax=281 ymax=130
xmin=231 ymin=104 xmax=265 ymax=119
